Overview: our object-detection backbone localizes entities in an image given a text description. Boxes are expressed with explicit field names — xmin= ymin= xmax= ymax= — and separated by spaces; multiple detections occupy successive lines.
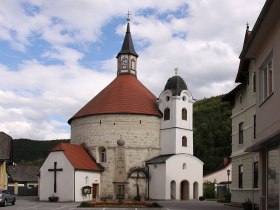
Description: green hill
xmin=193 ymin=95 xmax=232 ymax=174
xmin=12 ymin=139 xmax=70 ymax=165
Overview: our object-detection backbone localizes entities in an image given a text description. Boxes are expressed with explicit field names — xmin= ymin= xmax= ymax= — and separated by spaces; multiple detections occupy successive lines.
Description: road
xmin=2 ymin=197 xmax=240 ymax=210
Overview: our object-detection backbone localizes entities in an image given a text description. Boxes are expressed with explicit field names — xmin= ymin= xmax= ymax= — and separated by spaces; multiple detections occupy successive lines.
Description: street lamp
xmin=227 ymin=169 xmax=230 ymax=193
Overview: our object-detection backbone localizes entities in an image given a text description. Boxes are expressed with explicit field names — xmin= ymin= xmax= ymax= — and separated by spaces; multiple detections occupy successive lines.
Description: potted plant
xmin=48 ymin=195 xmax=59 ymax=202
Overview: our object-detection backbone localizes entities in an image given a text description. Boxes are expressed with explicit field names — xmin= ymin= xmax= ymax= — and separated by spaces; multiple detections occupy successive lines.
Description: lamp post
xmin=227 ymin=169 xmax=230 ymax=193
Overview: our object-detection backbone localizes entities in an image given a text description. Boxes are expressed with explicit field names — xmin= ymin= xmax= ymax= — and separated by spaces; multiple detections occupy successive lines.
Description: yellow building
xmin=0 ymin=132 xmax=12 ymax=190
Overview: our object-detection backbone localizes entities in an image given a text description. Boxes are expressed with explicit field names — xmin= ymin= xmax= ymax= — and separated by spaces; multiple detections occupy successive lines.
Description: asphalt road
xmin=2 ymin=197 xmax=240 ymax=210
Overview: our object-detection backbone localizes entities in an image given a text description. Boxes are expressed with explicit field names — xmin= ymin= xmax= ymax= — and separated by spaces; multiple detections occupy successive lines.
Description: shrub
xmin=203 ymin=181 xmax=216 ymax=199
xmin=199 ymin=196 xmax=205 ymax=201
xmin=79 ymin=202 xmax=90 ymax=207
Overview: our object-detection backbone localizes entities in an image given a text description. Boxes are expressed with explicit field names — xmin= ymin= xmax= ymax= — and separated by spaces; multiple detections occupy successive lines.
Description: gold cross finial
xmin=175 ymin=67 xmax=178 ymax=75
xmin=126 ymin=10 xmax=131 ymax=22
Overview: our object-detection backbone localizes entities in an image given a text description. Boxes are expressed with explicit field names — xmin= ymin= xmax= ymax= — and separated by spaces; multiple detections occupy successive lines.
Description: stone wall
xmin=70 ymin=114 xmax=161 ymax=199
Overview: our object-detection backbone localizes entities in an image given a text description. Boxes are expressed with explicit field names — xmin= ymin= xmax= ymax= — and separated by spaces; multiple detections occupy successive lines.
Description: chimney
xmin=224 ymin=157 xmax=229 ymax=166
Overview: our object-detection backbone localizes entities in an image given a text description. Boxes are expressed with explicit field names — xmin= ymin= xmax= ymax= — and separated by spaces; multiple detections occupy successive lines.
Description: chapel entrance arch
xmin=180 ymin=180 xmax=189 ymax=200
xmin=193 ymin=181 xmax=198 ymax=199
xmin=170 ymin=180 xmax=176 ymax=199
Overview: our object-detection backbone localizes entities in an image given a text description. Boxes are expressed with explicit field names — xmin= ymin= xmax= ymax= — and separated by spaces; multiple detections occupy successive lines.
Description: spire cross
xmin=175 ymin=67 xmax=178 ymax=75
xmin=126 ymin=10 xmax=131 ymax=22
xmin=246 ymin=22 xmax=249 ymax=30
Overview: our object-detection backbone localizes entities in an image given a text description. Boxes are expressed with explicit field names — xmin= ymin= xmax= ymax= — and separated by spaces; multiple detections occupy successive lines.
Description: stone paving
xmin=2 ymin=197 xmax=240 ymax=210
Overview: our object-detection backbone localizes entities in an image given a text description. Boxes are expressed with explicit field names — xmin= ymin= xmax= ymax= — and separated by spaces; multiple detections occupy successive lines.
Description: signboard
xmin=82 ymin=186 xmax=91 ymax=195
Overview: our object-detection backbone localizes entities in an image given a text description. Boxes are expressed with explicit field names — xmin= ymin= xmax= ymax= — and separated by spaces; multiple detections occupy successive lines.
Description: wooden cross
xmin=126 ymin=10 xmax=131 ymax=21
xmin=48 ymin=162 xmax=63 ymax=193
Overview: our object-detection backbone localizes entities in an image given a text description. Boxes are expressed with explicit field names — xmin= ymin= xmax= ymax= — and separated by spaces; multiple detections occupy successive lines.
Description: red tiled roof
xmin=69 ymin=75 xmax=161 ymax=123
xmin=51 ymin=143 xmax=100 ymax=171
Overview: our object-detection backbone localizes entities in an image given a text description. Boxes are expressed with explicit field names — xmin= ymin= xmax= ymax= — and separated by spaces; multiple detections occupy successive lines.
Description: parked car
xmin=0 ymin=190 xmax=16 ymax=207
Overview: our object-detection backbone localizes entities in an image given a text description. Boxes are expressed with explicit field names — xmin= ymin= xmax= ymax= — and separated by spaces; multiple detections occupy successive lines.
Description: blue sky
xmin=0 ymin=0 xmax=265 ymax=140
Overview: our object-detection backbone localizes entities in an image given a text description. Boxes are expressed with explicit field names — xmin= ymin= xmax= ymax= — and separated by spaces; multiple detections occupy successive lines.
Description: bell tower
xmin=158 ymin=68 xmax=195 ymax=155
xmin=116 ymin=11 xmax=138 ymax=77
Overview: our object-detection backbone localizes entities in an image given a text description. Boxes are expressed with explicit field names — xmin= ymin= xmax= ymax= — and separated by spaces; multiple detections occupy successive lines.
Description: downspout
xmin=74 ymin=170 xmax=76 ymax=202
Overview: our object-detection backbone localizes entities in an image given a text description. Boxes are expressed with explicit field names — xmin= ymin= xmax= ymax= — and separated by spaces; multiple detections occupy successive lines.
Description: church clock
xmin=121 ymin=55 xmax=128 ymax=69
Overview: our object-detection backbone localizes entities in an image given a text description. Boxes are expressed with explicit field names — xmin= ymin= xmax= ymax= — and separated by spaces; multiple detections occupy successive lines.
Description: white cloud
xmin=0 ymin=0 xmax=266 ymax=139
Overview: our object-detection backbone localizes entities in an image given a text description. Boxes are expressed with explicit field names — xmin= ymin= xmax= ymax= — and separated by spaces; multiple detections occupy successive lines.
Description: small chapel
xmin=39 ymin=17 xmax=203 ymax=202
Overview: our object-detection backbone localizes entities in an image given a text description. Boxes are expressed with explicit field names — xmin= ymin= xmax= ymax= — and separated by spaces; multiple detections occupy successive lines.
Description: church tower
xmin=158 ymin=69 xmax=195 ymax=155
xmin=116 ymin=15 xmax=138 ymax=76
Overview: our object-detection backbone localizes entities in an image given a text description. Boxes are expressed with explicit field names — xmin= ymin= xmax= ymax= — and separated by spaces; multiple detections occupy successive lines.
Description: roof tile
xmin=69 ymin=75 xmax=161 ymax=123
xmin=51 ymin=143 xmax=100 ymax=171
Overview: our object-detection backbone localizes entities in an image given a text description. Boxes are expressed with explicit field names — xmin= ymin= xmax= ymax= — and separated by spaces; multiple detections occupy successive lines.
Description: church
xmin=39 ymin=18 xmax=203 ymax=202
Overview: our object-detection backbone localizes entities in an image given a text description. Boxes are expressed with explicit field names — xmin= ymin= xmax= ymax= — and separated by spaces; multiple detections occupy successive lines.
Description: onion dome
xmin=164 ymin=74 xmax=188 ymax=96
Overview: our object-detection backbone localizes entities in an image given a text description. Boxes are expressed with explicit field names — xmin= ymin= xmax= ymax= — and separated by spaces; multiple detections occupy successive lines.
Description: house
xmin=225 ymin=0 xmax=280 ymax=209
xmin=223 ymin=26 xmax=259 ymax=205
xmin=7 ymin=165 xmax=39 ymax=196
xmin=39 ymin=143 xmax=102 ymax=202
xmin=203 ymin=158 xmax=232 ymax=198
xmin=0 ymin=132 xmax=12 ymax=190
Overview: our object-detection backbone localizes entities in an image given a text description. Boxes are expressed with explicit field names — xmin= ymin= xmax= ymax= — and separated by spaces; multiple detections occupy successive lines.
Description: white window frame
xmin=260 ymin=51 xmax=273 ymax=102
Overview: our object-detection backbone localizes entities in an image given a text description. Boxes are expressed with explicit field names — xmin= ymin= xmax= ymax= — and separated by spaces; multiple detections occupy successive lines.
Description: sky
xmin=0 ymin=0 xmax=266 ymax=140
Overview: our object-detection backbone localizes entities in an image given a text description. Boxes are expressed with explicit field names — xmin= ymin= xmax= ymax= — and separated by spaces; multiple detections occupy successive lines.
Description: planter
xmin=48 ymin=196 xmax=59 ymax=202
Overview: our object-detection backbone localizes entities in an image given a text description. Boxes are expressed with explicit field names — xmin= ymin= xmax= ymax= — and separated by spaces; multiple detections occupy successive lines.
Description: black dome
xmin=164 ymin=75 xmax=188 ymax=96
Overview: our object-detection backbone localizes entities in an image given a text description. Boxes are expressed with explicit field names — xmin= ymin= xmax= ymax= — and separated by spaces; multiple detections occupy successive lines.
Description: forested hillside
xmin=13 ymin=139 xmax=70 ymax=165
xmin=193 ymin=95 xmax=232 ymax=174
xmin=12 ymin=95 xmax=232 ymax=173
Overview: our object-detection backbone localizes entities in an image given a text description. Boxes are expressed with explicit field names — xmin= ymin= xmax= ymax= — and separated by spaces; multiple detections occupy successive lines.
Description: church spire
xmin=117 ymin=11 xmax=138 ymax=77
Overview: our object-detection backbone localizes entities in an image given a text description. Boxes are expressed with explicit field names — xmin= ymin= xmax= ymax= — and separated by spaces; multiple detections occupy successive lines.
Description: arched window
xmin=99 ymin=147 xmax=107 ymax=163
xmin=182 ymin=108 xmax=187 ymax=120
xmin=164 ymin=108 xmax=170 ymax=120
xmin=183 ymin=163 xmax=186 ymax=169
xmin=182 ymin=136 xmax=187 ymax=147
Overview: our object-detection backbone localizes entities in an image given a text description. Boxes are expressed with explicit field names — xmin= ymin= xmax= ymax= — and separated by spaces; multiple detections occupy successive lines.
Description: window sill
xmin=259 ymin=92 xmax=274 ymax=107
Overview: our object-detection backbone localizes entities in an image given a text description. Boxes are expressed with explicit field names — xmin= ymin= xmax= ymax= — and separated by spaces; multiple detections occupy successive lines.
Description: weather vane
xmin=126 ymin=10 xmax=131 ymax=22
xmin=246 ymin=22 xmax=249 ymax=30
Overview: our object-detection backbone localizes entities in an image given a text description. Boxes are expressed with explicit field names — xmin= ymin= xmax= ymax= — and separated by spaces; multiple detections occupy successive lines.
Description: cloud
xmin=0 ymin=0 xmax=266 ymax=139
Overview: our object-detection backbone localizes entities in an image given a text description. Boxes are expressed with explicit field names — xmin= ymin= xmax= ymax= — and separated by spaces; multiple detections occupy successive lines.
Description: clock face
xmin=121 ymin=55 xmax=128 ymax=69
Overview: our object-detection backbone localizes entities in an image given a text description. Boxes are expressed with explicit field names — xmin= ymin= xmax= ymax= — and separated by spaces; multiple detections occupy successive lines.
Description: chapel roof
xmin=145 ymin=154 xmax=174 ymax=164
xmin=69 ymin=75 xmax=161 ymax=123
xmin=50 ymin=143 xmax=101 ymax=171
xmin=164 ymin=74 xmax=188 ymax=96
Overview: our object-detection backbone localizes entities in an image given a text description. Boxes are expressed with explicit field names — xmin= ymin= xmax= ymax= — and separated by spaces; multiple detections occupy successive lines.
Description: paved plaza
xmin=1 ymin=197 xmax=240 ymax=210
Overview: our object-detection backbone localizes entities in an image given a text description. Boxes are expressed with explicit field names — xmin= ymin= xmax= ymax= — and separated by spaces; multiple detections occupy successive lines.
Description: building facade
xmin=225 ymin=1 xmax=280 ymax=209
xmin=67 ymin=19 xmax=203 ymax=200
xmin=0 ymin=132 xmax=12 ymax=190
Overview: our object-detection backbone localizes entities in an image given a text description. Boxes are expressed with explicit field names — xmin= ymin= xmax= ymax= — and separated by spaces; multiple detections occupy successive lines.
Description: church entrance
xmin=193 ymin=181 xmax=198 ymax=199
xmin=180 ymin=180 xmax=189 ymax=200
xmin=92 ymin=184 xmax=99 ymax=199
xmin=170 ymin=180 xmax=176 ymax=199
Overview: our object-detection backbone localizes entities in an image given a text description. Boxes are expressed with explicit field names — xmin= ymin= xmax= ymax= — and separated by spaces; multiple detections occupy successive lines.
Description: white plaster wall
xmin=230 ymin=59 xmax=259 ymax=204
xmin=75 ymin=171 xmax=100 ymax=202
xmin=175 ymin=129 xmax=193 ymax=155
xmin=165 ymin=154 xmax=203 ymax=200
xmin=160 ymin=129 xmax=176 ymax=154
xmin=203 ymin=163 xmax=232 ymax=183
xmin=39 ymin=151 xmax=74 ymax=201
xmin=148 ymin=164 xmax=166 ymax=199
xmin=158 ymin=89 xmax=194 ymax=155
